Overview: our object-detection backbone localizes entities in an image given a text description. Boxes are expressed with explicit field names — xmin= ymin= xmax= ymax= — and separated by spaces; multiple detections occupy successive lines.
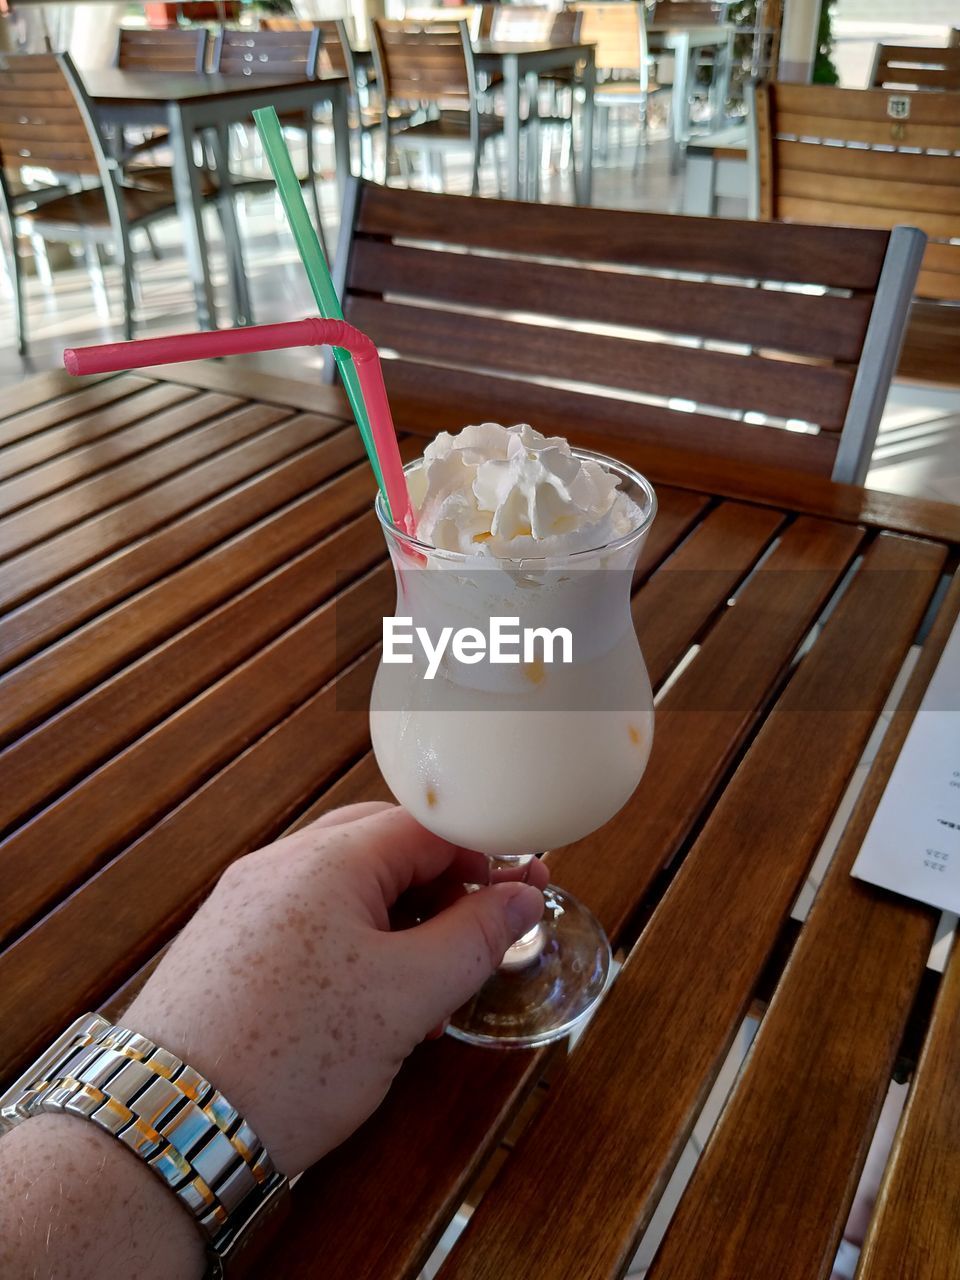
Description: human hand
xmin=125 ymin=802 xmax=546 ymax=1178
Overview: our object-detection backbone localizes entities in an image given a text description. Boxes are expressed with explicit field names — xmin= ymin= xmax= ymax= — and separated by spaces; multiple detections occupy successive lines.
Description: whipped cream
xmin=411 ymin=423 xmax=642 ymax=556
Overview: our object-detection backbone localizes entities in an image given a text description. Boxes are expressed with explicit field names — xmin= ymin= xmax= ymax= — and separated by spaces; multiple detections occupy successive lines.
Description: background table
xmin=647 ymin=21 xmax=735 ymax=167
xmin=472 ymin=40 xmax=596 ymax=203
xmin=88 ymin=70 xmax=352 ymax=330
xmin=1 ymin=363 xmax=958 ymax=1277
xmin=352 ymin=39 xmax=595 ymax=203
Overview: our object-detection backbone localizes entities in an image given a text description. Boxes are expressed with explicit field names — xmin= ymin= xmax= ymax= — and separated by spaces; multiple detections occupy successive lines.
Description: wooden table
xmin=2 ymin=363 xmax=959 ymax=1278
xmin=86 ymin=70 xmax=352 ymax=331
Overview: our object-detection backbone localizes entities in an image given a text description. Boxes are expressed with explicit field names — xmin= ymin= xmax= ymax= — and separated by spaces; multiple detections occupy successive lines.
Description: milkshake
xmin=369 ymin=423 xmax=657 ymax=1046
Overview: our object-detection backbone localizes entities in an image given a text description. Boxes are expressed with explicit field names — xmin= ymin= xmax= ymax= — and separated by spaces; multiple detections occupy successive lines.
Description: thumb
xmin=400 ymin=883 xmax=545 ymax=1023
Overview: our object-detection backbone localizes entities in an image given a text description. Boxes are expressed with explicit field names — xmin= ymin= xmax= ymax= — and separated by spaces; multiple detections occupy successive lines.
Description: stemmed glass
xmin=370 ymin=449 xmax=657 ymax=1047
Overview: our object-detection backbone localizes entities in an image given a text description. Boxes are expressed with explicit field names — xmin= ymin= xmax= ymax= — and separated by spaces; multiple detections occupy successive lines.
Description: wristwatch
xmin=0 ymin=1013 xmax=290 ymax=1277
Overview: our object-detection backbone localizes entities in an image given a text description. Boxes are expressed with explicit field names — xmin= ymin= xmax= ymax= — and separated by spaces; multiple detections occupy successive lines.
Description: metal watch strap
xmin=0 ymin=1013 xmax=289 ymax=1278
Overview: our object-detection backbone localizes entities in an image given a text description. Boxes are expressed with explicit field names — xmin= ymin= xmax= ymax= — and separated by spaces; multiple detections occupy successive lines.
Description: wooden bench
xmin=333 ymin=179 xmax=923 ymax=483
xmin=870 ymin=41 xmax=960 ymax=92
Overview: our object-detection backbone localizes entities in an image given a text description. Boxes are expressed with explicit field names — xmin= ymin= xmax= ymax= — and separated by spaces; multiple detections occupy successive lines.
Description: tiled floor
xmin=4 ymin=122 xmax=958 ymax=508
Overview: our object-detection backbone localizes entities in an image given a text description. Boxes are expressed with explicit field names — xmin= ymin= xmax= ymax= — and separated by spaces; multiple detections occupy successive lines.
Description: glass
xmin=370 ymin=449 xmax=657 ymax=1047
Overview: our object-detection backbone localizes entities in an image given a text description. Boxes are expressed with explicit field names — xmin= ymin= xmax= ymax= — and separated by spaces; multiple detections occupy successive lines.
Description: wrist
xmin=123 ymin=988 xmax=295 ymax=1178
xmin=0 ymin=1112 xmax=205 ymax=1280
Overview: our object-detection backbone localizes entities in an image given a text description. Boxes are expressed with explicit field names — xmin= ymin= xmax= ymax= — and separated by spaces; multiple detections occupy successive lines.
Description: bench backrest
xmin=870 ymin=42 xmax=960 ymax=91
xmin=753 ymin=81 xmax=960 ymax=303
xmin=334 ymin=180 xmax=924 ymax=484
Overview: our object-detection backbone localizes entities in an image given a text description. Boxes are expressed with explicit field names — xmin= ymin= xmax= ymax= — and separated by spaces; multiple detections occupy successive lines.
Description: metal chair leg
xmin=305 ymin=122 xmax=325 ymax=244
xmin=29 ymin=232 xmax=53 ymax=291
xmin=118 ymin=232 xmax=135 ymax=341
xmin=6 ymin=224 xmax=26 ymax=357
xmin=83 ymin=240 xmax=111 ymax=319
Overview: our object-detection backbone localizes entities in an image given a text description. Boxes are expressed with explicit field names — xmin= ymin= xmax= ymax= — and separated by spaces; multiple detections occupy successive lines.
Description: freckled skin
xmin=0 ymin=804 xmax=546 ymax=1280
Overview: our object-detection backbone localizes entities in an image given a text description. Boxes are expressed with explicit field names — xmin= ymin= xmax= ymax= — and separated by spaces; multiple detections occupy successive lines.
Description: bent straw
xmin=251 ymin=107 xmax=386 ymax=501
xmin=63 ymin=319 xmax=414 ymax=534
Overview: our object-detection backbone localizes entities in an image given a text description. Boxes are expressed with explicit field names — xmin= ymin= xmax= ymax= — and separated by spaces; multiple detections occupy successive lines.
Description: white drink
xmin=370 ymin=423 xmax=656 ymax=856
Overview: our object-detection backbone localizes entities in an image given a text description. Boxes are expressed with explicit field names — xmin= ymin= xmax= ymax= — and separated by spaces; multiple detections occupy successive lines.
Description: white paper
xmin=852 ymin=609 xmax=960 ymax=912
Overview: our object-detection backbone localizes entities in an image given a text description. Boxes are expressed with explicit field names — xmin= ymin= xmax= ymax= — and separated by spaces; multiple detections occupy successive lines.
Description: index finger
xmin=348 ymin=806 xmax=490 ymax=903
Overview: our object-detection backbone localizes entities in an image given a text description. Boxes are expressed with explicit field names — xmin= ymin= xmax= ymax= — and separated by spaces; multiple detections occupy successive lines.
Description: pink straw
xmin=63 ymin=318 xmax=415 ymax=534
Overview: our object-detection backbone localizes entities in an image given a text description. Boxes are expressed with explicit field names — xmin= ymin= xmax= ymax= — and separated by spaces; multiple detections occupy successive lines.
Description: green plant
xmin=813 ymin=0 xmax=840 ymax=84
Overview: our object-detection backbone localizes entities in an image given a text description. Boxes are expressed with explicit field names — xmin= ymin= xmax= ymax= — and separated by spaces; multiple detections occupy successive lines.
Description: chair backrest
xmin=333 ymin=181 xmax=924 ymax=485
xmin=870 ymin=42 xmax=960 ymax=91
xmin=116 ymin=26 xmax=207 ymax=74
xmin=490 ymin=5 xmax=556 ymax=43
xmin=752 ymin=81 xmax=960 ymax=303
xmin=372 ymin=19 xmax=473 ymax=104
xmin=260 ymin=17 xmax=352 ymax=78
xmin=0 ymin=51 xmax=105 ymax=181
xmin=571 ymin=3 xmax=645 ymax=73
xmin=213 ymin=27 xmax=320 ymax=78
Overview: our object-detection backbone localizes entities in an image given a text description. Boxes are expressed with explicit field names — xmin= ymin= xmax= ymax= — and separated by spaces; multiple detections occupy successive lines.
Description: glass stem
xmin=487 ymin=853 xmax=547 ymax=968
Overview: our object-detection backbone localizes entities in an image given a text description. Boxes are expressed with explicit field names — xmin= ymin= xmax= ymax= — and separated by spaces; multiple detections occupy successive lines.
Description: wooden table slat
xmin=0 ymin=392 xmax=242 ymax=509
xmin=265 ymin=517 xmax=865 ymax=1280
xmin=0 ymin=412 xmax=351 ymax=615
xmin=549 ymin=516 xmax=866 ymax=941
xmin=438 ymin=532 xmax=946 ymax=1280
xmin=0 ymin=431 xmax=394 ymax=673
xmin=858 ymin=937 xmax=960 ymax=1278
xmin=0 ymin=649 xmax=379 ymax=1081
xmin=648 ymin=575 xmax=960 ymax=1280
xmin=147 ymin=360 xmax=354 ymax=419
xmin=634 ymin=500 xmax=785 ymax=688
xmin=0 ymin=465 xmax=382 ymax=744
xmin=0 ymin=513 xmax=385 ymax=844
xmin=0 ymin=382 xmax=198 ymax=481
xmin=0 ymin=372 xmax=136 ymax=442
xmin=0 ymin=400 xmax=297 ymax=558
xmin=0 ymin=560 xmax=393 ymax=950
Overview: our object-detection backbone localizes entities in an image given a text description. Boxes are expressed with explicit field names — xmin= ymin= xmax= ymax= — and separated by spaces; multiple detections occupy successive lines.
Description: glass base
xmin=446 ymin=886 xmax=612 ymax=1049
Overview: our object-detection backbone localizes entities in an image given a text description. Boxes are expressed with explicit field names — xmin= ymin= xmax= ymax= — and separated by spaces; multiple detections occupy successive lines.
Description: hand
xmin=125 ymin=802 xmax=546 ymax=1178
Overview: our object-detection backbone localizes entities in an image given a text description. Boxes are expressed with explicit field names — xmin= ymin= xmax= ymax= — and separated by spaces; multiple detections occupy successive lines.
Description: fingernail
xmin=500 ymin=883 xmax=544 ymax=939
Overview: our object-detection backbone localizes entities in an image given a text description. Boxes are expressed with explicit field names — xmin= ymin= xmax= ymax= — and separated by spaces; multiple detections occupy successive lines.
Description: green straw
xmin=252 ymin=106 xmax=388 ymax=507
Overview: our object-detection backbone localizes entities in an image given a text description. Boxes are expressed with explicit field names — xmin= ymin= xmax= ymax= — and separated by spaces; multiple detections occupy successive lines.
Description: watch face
xmin=0 ymin=1013 xmax=108 ymax=1132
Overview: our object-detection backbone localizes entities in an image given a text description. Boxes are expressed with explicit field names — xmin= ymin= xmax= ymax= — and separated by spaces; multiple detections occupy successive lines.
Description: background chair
xmin=371 ymin=19 xmax=503 ymax=194
xmin=0 ymin=51 xmax=219 ymax=356
xmin=750 ymin=80 xmax=960 ymax=385
xmin=117 ymin=25 xmax=207 ymax=73
xmin=483 ymin=6 xmax=584 ymax=194
xmin=572 ymin=2 xmax=666 ymax=165
xmin=114 ymin=28 xmax=208 ymax=167
xmin=870 ymin=42 xmax=960 ymax=91
xmin=331 ymin=179 xmax=925 ymax=485
xmin=212 ymin=28 xmax=327 ymax=230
